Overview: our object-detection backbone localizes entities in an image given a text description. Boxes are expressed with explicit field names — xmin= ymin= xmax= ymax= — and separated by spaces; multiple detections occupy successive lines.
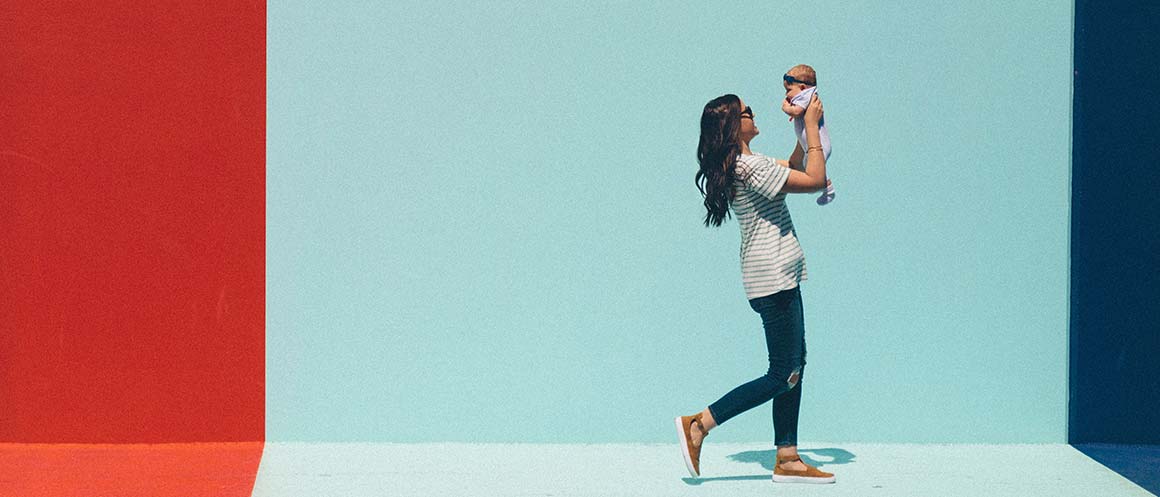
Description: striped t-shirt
xmin=731 ymin=152 xmax=807 ymax=299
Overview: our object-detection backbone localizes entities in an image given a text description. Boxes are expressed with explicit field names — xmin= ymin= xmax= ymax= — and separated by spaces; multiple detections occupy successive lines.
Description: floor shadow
xmin=1073 ymin=443 xmax=1160 ymax=496
xmin=682 ymin=474 xmax=769 ymax=485
xmin=727 ymin=446 xmax=856 ymax=471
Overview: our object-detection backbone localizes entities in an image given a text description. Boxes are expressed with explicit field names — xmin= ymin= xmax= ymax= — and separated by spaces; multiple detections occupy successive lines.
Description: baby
xmin=780 ymin=64 xmax=836 ymax=205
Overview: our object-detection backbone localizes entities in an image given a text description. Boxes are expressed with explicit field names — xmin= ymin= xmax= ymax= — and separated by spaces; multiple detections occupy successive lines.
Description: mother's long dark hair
xmin=696 ymin=94 xmax=743 ymax=227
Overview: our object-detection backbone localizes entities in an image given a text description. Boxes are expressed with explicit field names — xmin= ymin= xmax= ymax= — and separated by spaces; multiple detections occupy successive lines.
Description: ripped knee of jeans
xmin=787 ymin=367 xmax=801 ymax=389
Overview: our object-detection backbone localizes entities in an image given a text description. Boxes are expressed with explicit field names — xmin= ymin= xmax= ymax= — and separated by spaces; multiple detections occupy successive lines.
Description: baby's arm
xmin=782 ymin=98 xmax=806 ymax=120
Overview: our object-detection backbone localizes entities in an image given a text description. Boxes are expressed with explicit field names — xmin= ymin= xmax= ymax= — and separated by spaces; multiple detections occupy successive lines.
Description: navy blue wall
xmin=1070 ymin=0 xmax=1160 ymax=444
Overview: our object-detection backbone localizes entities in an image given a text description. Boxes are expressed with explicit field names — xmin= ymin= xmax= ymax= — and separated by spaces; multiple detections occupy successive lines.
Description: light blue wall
xmin=268 ymin=0 xmax=1072 ymax=443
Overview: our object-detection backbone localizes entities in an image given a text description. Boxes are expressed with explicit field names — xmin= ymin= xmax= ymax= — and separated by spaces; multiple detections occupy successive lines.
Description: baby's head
xmin=782 ymin=64 xmax=817 ymax=100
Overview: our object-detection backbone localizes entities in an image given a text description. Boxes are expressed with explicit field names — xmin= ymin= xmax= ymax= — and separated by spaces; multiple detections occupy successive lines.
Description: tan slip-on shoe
xmin=772 ymin=454 xmax=836 ymax=484
xmin=674 ymin=413 xmax=704 ymax=477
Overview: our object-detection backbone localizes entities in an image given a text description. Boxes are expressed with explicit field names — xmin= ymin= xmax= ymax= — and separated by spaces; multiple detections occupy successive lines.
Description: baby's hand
xmin=781 ymin=98 xmax=804 ymax=121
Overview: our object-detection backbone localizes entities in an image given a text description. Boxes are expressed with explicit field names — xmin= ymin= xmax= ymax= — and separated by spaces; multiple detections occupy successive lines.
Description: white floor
xmin=251 ymin=443 xmax=1155 ymax=497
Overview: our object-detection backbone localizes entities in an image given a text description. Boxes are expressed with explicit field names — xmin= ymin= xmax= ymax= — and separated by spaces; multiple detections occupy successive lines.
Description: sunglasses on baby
xmin=783 ymin=74 xmax=815 ymax=86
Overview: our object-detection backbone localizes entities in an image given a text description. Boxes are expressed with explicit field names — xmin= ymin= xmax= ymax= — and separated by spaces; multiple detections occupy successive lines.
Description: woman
xmin=675 ymin=93 xmax=834 ymax=484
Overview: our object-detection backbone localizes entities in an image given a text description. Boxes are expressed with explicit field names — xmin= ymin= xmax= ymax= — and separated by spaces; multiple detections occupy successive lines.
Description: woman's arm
xmin=781 ymin=95 xmax=827 ymax=193
xmin=774 ymin=143 xmax=805 ymax=171
xmin=788 ymin=142 xmax=805 ymax=170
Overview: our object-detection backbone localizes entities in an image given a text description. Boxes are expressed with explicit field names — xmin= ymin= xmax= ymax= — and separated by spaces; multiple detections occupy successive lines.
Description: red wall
xmin=0 ymin=1 xmax=264 ymax=442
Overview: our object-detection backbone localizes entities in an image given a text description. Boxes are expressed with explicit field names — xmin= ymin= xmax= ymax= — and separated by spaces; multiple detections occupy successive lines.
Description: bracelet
xmin=807 ymin=146 xmax=823 ymax=153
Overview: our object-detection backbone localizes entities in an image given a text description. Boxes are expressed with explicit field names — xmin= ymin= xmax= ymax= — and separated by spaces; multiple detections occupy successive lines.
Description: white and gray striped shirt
xmin=731 ymin=152 xmax=807 ymax=299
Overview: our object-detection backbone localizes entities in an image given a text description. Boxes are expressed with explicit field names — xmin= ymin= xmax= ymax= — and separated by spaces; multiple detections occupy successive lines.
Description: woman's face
xmin=738 ymin=98 xmax=759 ymax=141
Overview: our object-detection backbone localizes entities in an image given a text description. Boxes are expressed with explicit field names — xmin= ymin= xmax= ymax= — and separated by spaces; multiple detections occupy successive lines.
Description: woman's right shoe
xmin=674 ymin=413 xmax=703 ymax=477
xmin=772 ymin=454 xmax=836 ymax=484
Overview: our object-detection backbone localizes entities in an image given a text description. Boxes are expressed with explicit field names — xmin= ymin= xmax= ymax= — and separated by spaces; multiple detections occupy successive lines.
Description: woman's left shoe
xmin=772 ymin=454 xmax=836 ymax=484
xmin=674 ymin=413 xmax=704 ymax=477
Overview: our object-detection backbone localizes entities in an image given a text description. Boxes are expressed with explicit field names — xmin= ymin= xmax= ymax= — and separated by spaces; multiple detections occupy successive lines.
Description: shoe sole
xmin=673 ymin=416 xmax=698 ymax=477
xmin=772 ymin=474 xmax=836 ymax=484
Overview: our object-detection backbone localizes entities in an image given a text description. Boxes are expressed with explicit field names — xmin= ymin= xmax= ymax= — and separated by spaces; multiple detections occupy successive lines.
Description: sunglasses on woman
xmin=740 ymin=106 xmax=754 ymax=119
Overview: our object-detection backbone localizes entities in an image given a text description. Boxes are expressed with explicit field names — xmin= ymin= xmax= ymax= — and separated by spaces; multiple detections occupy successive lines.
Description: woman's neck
xmin=740 ymin=139 xmax=753 ymax=155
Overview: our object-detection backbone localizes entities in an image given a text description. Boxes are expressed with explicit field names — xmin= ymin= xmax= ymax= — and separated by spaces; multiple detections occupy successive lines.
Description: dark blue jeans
xmin=707 ymin=286 xmax=807 ymax=447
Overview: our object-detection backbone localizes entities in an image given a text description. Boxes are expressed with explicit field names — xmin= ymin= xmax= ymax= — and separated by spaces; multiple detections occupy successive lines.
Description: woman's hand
xmin=804 ymin=94 xmax=823 ymax=127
